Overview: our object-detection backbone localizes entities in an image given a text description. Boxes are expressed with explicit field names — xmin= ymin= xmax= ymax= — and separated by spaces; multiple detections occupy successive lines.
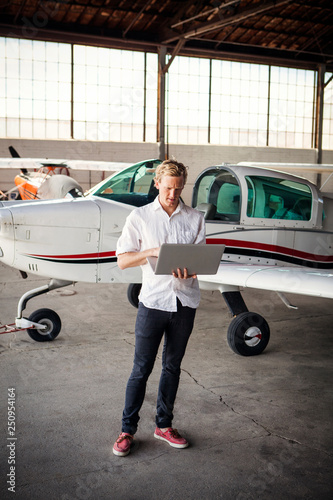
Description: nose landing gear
xmin=0 ymin=279 xmax=73 ymax=342
xmin=26 ymin=308 xmax=61 ymax=342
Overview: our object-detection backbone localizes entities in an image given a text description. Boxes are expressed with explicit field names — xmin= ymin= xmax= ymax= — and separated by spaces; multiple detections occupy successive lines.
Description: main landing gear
xmin=0 ymin=279 xmax=73 ymax=342
xmin=226 ymin=310 xmax=270 ymax=356
xmin=126 ymin=284 xmax=270 ymax=356
xmin=222 ymin=291 xmax=270 ymax=356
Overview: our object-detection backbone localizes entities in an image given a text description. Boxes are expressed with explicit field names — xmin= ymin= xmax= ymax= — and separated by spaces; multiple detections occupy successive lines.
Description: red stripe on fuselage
xmin=25 ymin=251 xmax=116 ymax=260
xmin=206 ymin=238 xmax=333 ymax=263
xmin=24 ymin=242 xmax=332 ymax=265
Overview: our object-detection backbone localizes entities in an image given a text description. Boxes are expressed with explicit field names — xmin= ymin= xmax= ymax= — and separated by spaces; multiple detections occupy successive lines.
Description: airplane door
xmin=95 ymin=199 xmax=142 ymax=284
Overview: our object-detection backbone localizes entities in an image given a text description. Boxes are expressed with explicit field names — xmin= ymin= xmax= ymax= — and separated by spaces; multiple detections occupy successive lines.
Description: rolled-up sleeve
xmin=116 ymin=211 xmax=142 ymax=256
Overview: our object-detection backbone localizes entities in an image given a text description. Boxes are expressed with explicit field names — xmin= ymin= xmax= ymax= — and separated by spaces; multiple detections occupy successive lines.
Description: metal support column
xmin=157 ymin=46 xmax=167 ymax=161
xmin=315 ymin=64 xmax=325 ymax=168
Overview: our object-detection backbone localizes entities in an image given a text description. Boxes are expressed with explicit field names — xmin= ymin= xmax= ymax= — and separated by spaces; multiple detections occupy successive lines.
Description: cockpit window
xmin=192 ymin=169 xmax=241 ymax=221
xmin=90 ymin=160 xmax=161 ymax=207
xmin=245 ymin=176 xmax=312 ymax=220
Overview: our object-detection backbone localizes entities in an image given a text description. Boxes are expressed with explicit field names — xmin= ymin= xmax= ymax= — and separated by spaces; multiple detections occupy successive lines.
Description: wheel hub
xmin=35 ymin=318 xmax=53 ymax=335
xmin=244 ymin=326 xmax=262 ymax=347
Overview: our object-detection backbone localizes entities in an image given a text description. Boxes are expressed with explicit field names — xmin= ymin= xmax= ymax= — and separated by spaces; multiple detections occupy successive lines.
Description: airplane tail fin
xmin=9 ymin=146 xmax=20 ymax=158
xmin=9 ymin=146 xmax=29 ymax=175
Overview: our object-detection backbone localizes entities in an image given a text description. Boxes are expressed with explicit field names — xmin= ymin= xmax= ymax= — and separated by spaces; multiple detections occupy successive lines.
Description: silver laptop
xmin=147 ymin=243 xmax=225 ymax=275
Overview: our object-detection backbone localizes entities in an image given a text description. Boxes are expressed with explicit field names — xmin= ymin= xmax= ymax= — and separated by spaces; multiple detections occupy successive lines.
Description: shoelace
xmin=117 ymin=433 xmax=132 ymax=443
xmin=168 ymin=428 xmax=181 ymax=438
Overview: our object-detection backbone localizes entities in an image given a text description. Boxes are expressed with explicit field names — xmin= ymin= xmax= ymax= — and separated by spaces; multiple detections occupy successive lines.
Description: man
xmin=113 ymin=159 xmax=205 ymax=457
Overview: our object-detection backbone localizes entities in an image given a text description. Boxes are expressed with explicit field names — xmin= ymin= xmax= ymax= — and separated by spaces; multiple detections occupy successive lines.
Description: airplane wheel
xmin=27 ymin=308 xmax=61 ymax=342
xmin=227 ymin=312 xmax=270 ymax=356
xmin=127 ymin=283 xmax=141 ymax=308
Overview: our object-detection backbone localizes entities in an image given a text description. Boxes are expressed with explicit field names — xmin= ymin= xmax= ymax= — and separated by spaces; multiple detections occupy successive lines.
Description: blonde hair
xmin=154 ymin=159 xmax=188 ymax=185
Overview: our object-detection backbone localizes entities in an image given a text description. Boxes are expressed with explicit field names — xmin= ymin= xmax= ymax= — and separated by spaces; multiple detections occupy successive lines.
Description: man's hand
xmin=172 ymin=267 xmax=197 ymax=279
xmin=150 ymin=247 xmax=160 ymax=258
xmin=118 ymin=247 xmax=160 ymax=270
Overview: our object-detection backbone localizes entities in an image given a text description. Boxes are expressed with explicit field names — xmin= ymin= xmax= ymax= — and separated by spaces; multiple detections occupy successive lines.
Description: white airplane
xmin=0 ymin=159 xmax=332 ymax=356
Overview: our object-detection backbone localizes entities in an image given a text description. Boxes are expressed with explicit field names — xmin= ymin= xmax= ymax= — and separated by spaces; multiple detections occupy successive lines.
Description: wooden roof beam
xmin=163 ymin=0 xmax=294 ymax=43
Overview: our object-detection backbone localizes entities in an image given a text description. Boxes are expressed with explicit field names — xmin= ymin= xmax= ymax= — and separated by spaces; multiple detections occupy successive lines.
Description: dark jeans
xmin=121 ymin=299 xmax=196 ymax=435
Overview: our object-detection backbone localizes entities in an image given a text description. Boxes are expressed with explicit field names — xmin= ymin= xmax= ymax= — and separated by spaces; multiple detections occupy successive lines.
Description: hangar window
xmin=322 ymin=72 xmax=333 ymax=150
xmin=210 ymin=60 xmax=269 ymax=147
xmin=1 ymin=37 xmax=331 ymax=150
xmin=0 ymin=38 xmax=72 ymax=139
xmin=0 ymin=37 xmax=157 ymax=143
xmin=269 ymin=67 xmax=316 ymax=149
xmin=245 ymin=176 xmax=312 ymax=220
xmin=166 ymin=56 xmax=210 ymax=144
xmin=73 ymin=46 xmax=158 ymax=142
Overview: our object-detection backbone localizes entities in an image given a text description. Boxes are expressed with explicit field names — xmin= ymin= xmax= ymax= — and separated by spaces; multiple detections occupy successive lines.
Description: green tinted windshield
xmin=91 ymin=159 xmax=161 ymax=207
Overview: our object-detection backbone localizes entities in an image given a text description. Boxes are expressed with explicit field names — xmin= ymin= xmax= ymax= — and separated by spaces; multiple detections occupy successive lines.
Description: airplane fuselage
xmin=0 ymin=161 xmax=332 ymax=288
xmin=0 ymin=196 xmax=332 ymax=287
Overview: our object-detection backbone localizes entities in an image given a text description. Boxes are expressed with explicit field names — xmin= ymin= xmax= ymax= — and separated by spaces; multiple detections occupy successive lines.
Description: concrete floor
xmin=0 ymin=262 xmax=332 ymax=500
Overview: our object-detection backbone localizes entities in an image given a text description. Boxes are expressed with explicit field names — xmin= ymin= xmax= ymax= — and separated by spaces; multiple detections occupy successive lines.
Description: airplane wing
xmin=237 ymin=162 xmax=333 ymax=173
xmin=0 ymin=158 xmax=133 ymax=171
xmin=199 ymin=263 xmax=333 ymax=299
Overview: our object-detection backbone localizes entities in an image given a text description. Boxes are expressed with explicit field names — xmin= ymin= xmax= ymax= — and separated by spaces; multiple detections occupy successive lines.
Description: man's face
xmin=155 ymin=174 xmax=185 ymax=213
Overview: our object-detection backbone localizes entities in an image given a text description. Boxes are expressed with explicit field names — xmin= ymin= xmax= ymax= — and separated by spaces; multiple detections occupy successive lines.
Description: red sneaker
xmin=154 ymin=427 xmax=189 ymax=449
xmin=113 ymin=432 xmax=133 ymax=456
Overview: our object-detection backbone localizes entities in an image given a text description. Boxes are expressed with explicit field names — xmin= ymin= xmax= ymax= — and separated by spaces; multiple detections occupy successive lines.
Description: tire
xmin=227 ymin=311 xmax=270 ymax=356
xmin=27 ymin=308 xmax=61 ymax=342
xmin=127 ymin=283 xmax=141 ymax=308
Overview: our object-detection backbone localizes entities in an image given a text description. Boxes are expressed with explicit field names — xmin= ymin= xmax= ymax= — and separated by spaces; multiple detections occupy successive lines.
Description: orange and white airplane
xmin=0 ymin=158 xmax=332 ymax=356
xmin=0 ymin=146 xmax=132 ymax=201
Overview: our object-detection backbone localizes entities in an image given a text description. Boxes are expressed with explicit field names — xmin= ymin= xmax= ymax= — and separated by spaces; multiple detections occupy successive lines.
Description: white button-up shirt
xmin=116 ymin=197 xmax=206 ymax=312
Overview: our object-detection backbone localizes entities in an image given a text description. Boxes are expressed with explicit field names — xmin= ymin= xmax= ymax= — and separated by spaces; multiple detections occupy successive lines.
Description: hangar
xmin=0 ymin=2 xmax=333 ymax=499
xmin=0 ymin=0 xmax=333 ymax=194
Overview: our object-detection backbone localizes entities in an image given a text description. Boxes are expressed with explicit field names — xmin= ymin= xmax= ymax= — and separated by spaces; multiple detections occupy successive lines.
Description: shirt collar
xmin=153 ymin=196 xmax=184 ymax=215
